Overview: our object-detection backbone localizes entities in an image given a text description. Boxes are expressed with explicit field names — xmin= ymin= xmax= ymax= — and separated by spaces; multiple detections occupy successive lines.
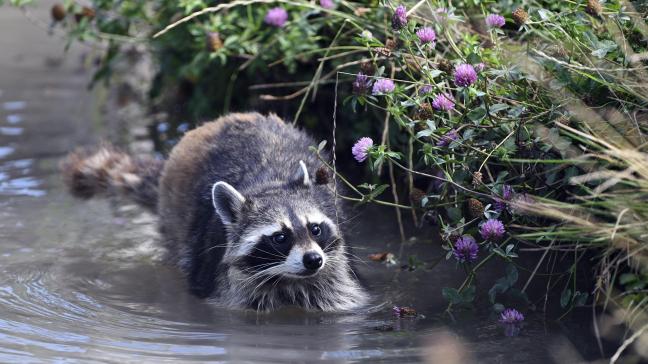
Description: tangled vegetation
xmin=7 ymin=0 xmax=648 ymax=356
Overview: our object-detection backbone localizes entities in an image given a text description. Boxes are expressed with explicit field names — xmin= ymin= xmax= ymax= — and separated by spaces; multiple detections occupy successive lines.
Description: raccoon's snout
xmin=303 ymin=252 xmax=323 ymax=271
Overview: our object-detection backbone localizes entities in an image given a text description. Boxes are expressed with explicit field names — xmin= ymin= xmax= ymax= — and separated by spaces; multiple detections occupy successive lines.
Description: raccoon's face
xmin=211 ymin=161 xmax=342 ymax=279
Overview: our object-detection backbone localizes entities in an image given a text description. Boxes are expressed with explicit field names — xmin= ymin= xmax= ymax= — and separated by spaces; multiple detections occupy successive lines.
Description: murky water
xmin=0 ymin=4 xmax=613 ymax=363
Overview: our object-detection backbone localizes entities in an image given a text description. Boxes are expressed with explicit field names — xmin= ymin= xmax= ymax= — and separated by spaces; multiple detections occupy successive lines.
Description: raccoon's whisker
xmin=322 ymin=237 xmax=342 ymax=252
xmin=200 ymin=243 xmax=231 ymax=254
xmin=249 ymin=266 xmax=282 ymax=298
xmin=251 ymin=247 xmax=287 ymax=259
xmin=334 ymin=211 xmax=365 ymax=226
xmin=337 ymin=251 xmax=368 ymax=265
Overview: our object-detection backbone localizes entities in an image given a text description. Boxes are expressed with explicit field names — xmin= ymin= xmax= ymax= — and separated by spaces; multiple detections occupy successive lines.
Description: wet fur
xmin=62 ymin=113 xmax=367 ymax=312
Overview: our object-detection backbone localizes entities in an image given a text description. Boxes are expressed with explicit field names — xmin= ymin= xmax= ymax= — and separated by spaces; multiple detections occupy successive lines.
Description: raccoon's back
xmin=158 ymin=113 xmax=318 ymax=265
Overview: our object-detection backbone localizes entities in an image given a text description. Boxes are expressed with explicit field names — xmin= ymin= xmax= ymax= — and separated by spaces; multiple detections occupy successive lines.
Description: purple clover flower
xmin=352 ymin=137 xmax=373 ymax=163
xmin=319 ymin=0 xmax=335 ymax=9
xmin=372 ymin=78 xmax=395 ymax=95
xmin=352 ymin=72 xmax=373 ymax=95
xmin=454 ymin=64 xmax=478 ymax=87
xmin=419 ymin=84 xmax=434 ymax=95
xmin=474 ymin=62 xmax=486 ymax=72
xmin=431 ymin=93 xmax=455 ymax=111
xmin=437 ymin=129 xmax=459 ymax=147
xmin=391 ymin=5 xmax=408 ymax=30
xmin=479 ymin=218 xmax=506 ymax=241
xmin=452 ymin=235 xmax=479 ymax=263
xmin=499 ymin=308 xmax=524 ymax=324
xmin=416 ymin=27 xmax=436 ymax=44
xmin=264 ymin=7 xmax=289 ymax=28
xmin=494 ymin=184 xmax=514 ymax=211
xmin=486 ymin=13 xmax=506 ymax=28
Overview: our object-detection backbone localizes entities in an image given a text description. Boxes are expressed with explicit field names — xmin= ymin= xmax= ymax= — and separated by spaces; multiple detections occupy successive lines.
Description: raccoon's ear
xmin=211 ymin=181 xmax=246 ymax=226
xmin=291 ymin=160 xmax=311 ymax=187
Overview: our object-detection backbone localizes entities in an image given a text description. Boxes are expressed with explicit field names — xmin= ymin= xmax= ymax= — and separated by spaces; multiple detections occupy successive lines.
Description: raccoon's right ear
xmin=211 ymin=181 xmax=246 ymax=226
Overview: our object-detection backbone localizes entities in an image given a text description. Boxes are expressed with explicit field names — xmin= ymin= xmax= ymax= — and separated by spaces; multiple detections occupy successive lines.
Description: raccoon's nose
xmin=303 ymin=252 xmax=323 ymax=270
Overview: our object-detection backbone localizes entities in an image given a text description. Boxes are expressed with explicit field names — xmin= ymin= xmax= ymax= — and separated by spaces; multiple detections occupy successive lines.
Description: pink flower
xmin=437 ymin=129 xmax=459 ymax=147
xmin=416 ymin=27 xmax=436 ymax=44
xmin=392 ymin=5 xmax=408 ymax=30
xmin=499 ymin=308 xmax=524 ymax=323
xmin=431 ymin=93 xmax=455 ymax=111
xmin=319 ymin=0 xmax=335 ymax=9
xmin=352 ymin=137 xmax=373 ymax=163
xmin=452 ymin=235 xmax=479 ymax=263
xmin=372 ymin=78 xmax=395 ymax=95
xmin=264 ymin=7 xmax=289 ymax=28
xmin=486 ymin=13 xmax=506 ymax=28
xmin=479 ymin=219 xmax=505 ymax=241
xmin=454 ymin=64 xmax=478 ymax=87
xmin=474 ymin=62 xmax=486 ymax=72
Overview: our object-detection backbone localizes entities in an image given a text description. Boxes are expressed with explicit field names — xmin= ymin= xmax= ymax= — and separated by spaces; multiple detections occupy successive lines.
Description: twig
xmin=610 ymin=323 xmax=648 ymax=363
xmin=388 ymin=158 xmax=406 ymax=243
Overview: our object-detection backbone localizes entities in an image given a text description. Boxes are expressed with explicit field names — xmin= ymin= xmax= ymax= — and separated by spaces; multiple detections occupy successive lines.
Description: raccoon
xmin=62 ymin=112 xmax=368 ymax=312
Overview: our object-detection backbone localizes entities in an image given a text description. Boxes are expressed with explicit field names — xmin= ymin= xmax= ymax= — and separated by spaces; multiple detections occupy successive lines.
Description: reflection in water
xmin=0 ymin=146 xmax=14 ymax=158
xmin=6 ymin=114 xmax=22 ymax=124
xmin=0 ymin=127 xmax=23 ymax=136
xmin=0 ymin=159 xmax=44 ymax=197
xmin=2 ymin=101 xmax=26 ymax=111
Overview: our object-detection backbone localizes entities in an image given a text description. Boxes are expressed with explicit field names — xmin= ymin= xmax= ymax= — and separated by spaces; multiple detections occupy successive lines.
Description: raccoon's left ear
xmin=211 ymin=181 xmax=246 ymax=226
xmin=291 ymin=160 xmax=311 ymax=187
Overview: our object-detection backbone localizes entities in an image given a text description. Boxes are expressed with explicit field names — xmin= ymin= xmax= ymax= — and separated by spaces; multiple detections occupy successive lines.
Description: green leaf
xmin=591 ymin=40 xmax=617 ymax=59
xmin=317 ymin=140 xmax=327 ymax=153
xmin=442 ymin=287 xmax=462 ymax=304
xmin=619 ymin=273 xmax=638 ymax=285
xmin=560 ymin=288 xmax=572 ymax=308
xmin=506 ymin=264 xmax=518 ymax=285
xmin=488 ymin=103 xmax=509 ymax=114
xmin=467 ymin=106 xmax=487 ymax=124
xmin=461 ymin=285 xmax=476 ymax=303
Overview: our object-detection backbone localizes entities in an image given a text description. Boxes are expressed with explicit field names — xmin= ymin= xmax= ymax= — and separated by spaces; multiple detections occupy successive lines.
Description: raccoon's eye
xmin=272 ymin=233 xmax=287 ymax=244
xmin=310 ymin=224 xmax=321 ymax=236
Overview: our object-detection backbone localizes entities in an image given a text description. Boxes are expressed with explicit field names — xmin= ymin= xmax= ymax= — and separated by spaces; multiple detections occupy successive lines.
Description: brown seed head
xmin=315 ymin=165 xmax=330 ymax=185
xmin=467 ymin=198 xmax=485 ymax=219
xmin=512 ymin=8 xmax=529 ymax=26
xmin=51 ymin=4 xmax=66 ymax=22
xmin=437 ymin=59 xmax=453 ymax=74
xmin=413 ymin=103 xmax=434 ymax=120
xmin=206 ymin=32 xmax=223 ymax=52
xmin=472 ymin=171 xmax=483 ymax=187
xmin=75 ymin=6 xmax=95 ymax=22
xmin=360 ymin=61 xmax=376 ymax=75
xmin=586 ymin=0 xmax=603 ymax=16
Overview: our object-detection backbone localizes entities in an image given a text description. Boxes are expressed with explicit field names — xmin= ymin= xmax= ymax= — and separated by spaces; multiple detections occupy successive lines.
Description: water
xmin=0 ymin=4 xmax=611 ymax=363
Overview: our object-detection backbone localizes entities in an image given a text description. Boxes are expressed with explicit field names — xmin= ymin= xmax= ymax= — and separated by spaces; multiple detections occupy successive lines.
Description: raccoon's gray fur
xmin=62 ymin=112 xmax=368 ymax=312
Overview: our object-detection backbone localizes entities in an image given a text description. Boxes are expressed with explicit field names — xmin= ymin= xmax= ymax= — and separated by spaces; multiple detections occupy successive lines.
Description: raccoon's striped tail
xmin=61 ymin=144 xmax=164 ymax=212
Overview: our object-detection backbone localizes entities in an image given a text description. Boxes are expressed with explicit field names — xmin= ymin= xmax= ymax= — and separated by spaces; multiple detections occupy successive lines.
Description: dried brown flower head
xmin=206 ymin=32 xmax=223 ymax=52
xmin=51 ymin=4 xmax=66 ymax=22
xmin=437 ymin=59 xmax=453 ymax=74
xmin=585 ymin=0 xmax=603 ymax=16
xmin=472 ymin=171 xmax=483 ymax=187
xmin=315 ymin=165 xmax=330 ymax=185
xmin=512 ymin=8 xmax=529 ymax=26
xmin=467 ymin=198 xmax=485 ymax=218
